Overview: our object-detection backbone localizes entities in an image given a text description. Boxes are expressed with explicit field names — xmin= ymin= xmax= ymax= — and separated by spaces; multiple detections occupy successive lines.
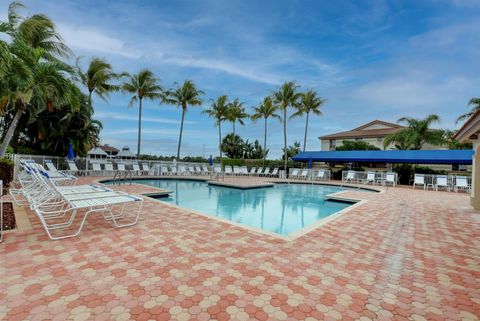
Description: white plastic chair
xmin=289 ymin=168 xmax=299 ymax=178
xmin=413 ymin=174 xmax=425 ymax=189
xmin=454 ymin=176 xmax=470 ymax=193
xmin=436 ymin=175 xmax=449 ymax=192
xmin=344 ymin=171 xmax=356 ymax=183
xmin=384 ymin=172 xmax=396 ymax=186
xmin=300 ymin=170 xmax=309 ymax=180
xmin=365 ymin=172 xmax=376 ymax=185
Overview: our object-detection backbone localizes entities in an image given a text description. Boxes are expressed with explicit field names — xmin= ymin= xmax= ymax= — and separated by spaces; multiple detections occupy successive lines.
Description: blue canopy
xmin=292 ymin=150 xmax=474 ymax=165
xmin=67 ymin=143 xmax=75 ymax=160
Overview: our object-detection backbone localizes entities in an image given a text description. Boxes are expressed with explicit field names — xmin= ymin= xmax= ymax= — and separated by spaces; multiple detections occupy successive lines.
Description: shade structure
xmin=292 ymin=150 xmax=474 ymax=165
xmin=308 ymin=157 xmax=312 ymax=168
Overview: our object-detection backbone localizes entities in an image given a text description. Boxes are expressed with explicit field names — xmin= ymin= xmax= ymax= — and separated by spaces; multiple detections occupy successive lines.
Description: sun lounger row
xmin=413 ymin=173 xmax=470 ymax=192
xmin=10 ymin=161 xmax=143 ymax=240
xmin=342 ymin=170 xmax=397 ymax=186
xmin=288 ymin=169 xmax=331 ymax=181
xmin=42 ymin=159 xmax=151 ymax=176
xmin=221 ymin=166 xmax=279 ymax=177
xmin=160 ymin=164 xmax=211 ymax=176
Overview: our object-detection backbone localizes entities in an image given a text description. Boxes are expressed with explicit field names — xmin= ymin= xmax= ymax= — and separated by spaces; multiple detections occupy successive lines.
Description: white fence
xmin=287 ymin=168 xmax=331 ymax=180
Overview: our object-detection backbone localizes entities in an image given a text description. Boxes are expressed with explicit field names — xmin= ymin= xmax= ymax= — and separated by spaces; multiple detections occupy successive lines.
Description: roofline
xmin=454 ymin=110 xmax=480 ymax=143
xmin=352 ymin=119 xmax=404 ymax=131
xmin=319 ymin=119 xmax=404 ymax=140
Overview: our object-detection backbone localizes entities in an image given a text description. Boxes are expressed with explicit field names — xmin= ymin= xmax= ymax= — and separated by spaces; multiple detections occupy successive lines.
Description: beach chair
xmin=413 ymin=174 xmax=425 ymax=189
xmin=188 ymin=166 xmax=196 ymax=175
xmin=270 ymin=168 xmax=279 ymax=178
xmin=384 ymin=172 xmax=396 ymax=186
xmin=91 ymin=162 xmax=103 ymax=176
xmin=116 ymin=163 xmax=126 ymax=173
xmin=289 ymin=168 xmax=299 ymax=179
xmin=316 ymin=170 xmax=327 ymax=181
xmin=66 ymin=161 xmax=81 ymax=176
xmin=233 ymin=166 xmax=241 ymax=176
xmin=224 ymin=166 xmax=233 ymax=175
xmin=344 ymin=171 xmax=356 ymax=183
xmin=194 ymin=166 xmax=203 ymax=175
xmin=170 ymin=167 xmax=178 ymax=175
xmin=132 ymin=163 xmax=141 ymax=175
xmin=201 ymin=165 xmax=209 ymax=175
xmin=261 ymin=167 xmax=271 ymax=177
xmin=214 ymin=166 xmax=222 ymax=174
xmin=45 ymin=160 xmax=58 ymax=171
xmin=141 ymin=163 xmax=150 ymax=175
xmin=179 ymin=165 xmax=188 ymax=175
xmin=364 ymin=172 xmax=376 ymax=185
xmin=300 ymin=170 xmax=309 ymax=180
xmin=240 ymin=166 xmax=248 ymax=176
xmin=454 ymin=176 xmax=470 ymax=193
xmin=436 ymin=175 xmax=449 ymax=192
xmin=248 ymin=167 xmax=257 ymax=176
xmin=104 ymin=162 xmax=114 ymax=176
xmin=161 ymin=166 xmax=169 ymax=176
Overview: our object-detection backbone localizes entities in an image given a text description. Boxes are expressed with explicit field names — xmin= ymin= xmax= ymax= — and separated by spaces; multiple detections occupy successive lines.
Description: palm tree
xmin=457 ymin=98 xmax=480 ymax=124
xmin=77 ymin=57 xmax=124 ymax=108
xmin=383 ymin=114 xmax=444 ymax=150
xmin=251 ymin=96 xmax=281 ymax=164
xmin=291 ymin=90 xmax=326 ymax=151
xmin=203 ymin=95 xmax=229 ymax=159
xmin=0 ymin=2 xmax=74 ymax=156
xmin=122 ymin=69 xmax=163 ymax=158
xmin=272 ymin=81 xmax=301 ymax=170
xmin=163 ymin=80 xmax=204 ymax=159
xmin=226 ymin=99 xmax=248 ymax=134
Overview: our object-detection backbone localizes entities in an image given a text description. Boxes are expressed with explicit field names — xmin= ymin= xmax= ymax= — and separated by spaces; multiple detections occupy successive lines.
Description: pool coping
xmin=98 ymin=177 xmax=372 ymax=242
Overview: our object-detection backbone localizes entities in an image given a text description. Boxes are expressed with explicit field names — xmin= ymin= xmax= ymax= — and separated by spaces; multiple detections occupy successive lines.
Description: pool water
xmin=119 ymin=179 xmax=355 ymax=236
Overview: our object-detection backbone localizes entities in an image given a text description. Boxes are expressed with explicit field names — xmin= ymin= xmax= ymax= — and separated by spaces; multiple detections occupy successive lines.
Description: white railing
xmin=287 ymin=168 xmax=331 ymax=180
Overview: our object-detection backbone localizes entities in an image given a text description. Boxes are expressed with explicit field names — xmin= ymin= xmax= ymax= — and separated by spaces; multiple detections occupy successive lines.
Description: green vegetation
xmin=336 ymin=140 xmax=380 ymax=151
xmin=457 ymin=98 xmax=480 ymax=124
xmin=203 ymin=95 xmax=229 ymax=159
xmin=251 ymin=96 xmax=280 ymax=164
xmin=0 ymin=156 xmax=14 ymax=193
xmin=220 ymin=133 xmax=266 ymax=159
xmin=122 ymin=69 xmax=163 ymax=158
xmin=282 ymin=141 xmax=301 ymax=161
xmin=383 ymin=114 xmax=444 ymax=150
xmin=164 ymin=80 xmax=204 ymax=159
xmin=226 ymin=99 xmax=248 ymax=134
xmin=291 ymin=90 xmax=326 ymax=151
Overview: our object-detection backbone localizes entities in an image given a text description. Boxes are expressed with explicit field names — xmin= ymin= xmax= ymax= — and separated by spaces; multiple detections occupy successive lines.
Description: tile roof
xmin=319 ymin=120 xmax=404 ymax=139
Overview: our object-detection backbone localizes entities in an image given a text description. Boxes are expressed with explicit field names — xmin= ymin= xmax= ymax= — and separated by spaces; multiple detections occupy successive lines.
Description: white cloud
xmin=94 ymin=112 xmax=197 ymax=125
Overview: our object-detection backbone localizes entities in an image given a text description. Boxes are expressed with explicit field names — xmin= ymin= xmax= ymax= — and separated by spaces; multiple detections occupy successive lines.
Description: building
xmin=99 ymin=144 xmax=119 ymax=158
xmin=116 ymin=146 xmax=136 ymax=160
xmin=319 ymin=119 xmax=441 ymax=151
xmin=87 ymin=147 xmax=108 ymax=160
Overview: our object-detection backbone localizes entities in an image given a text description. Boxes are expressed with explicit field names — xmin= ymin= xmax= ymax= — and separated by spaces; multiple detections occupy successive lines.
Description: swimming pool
xmin=111 ymin=179 xmax=357 ymax=236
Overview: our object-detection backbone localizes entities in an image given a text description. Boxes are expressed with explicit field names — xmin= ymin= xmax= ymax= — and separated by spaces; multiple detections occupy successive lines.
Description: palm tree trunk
xmin=136 ymin=98 xmax=142 ymax=158
xmin=177 ymin=105 xmax=186 ymax=159
xmin=303 ymin=112 xmax=309 ymax=151
xmin=233 ymin=122 xmax=235 ymax=135
xmin=283 ymin=107 xmax=287 ymax=171
xmin=0 ymin=104 xmax=26 ymax=157
xmin=218 ymin=122 xmax=223 ymax=159
xmin=88 ymin=90 xmax=93 ymax=109
xmin=263 ymin=117 xmax=267 ymax=166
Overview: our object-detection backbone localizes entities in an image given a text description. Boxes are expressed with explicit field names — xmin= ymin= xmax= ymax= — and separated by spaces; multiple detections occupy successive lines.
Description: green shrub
xmin=0 ymin=157 xmax=14 ymax=195
xmin=394 ymin=164 xmax=448 ymax=185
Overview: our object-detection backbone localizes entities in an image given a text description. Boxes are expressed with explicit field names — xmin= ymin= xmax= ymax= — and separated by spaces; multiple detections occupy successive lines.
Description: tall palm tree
xmin=383 ymin=114 xmax=443 ymax=150
xmin=203 ymin=95 xmax=229 ymax=159
xmin=77 ymin=57 xmax=124 ymax=109
xmin=163 ymin=80 xmax=204 ymax=159
xmin=122 ymin=69 xmax=163 ymax=158
xmin=251 ymin=96 xmax=281 ymax=164
xmin=272 ymin=81 xmax=301 ymax=170
xmin=291 ymin=90 xmax=326 ymax=151
xmin=457 ymin=98 xmax=480 ymax=124
xmin=0 ymin=2 xmax=74 ymax=156
xmin=226 ymin=99 xmax=248 ymax=134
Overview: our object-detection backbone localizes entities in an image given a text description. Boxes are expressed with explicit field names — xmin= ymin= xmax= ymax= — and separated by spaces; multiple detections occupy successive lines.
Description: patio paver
xmin=1 ymin=176 xmax=479 ymax=321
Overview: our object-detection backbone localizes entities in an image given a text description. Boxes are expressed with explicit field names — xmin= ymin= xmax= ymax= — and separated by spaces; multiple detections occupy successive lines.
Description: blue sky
xmin=2 ymin=0 xmax=480 ymax=158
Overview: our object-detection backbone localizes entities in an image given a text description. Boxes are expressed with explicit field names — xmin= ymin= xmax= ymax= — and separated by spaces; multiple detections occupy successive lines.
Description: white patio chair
xmin=365 ymin=172 xmax=376 ymax=185
xmin=289 ymin=168 xmax=299 ymax=179
xmin=436 ymin=175 xmax=450 ymax=192
xmin=454 ymin=176 xmax=470 ymax=193
xmin=344 ymin=171 xmax=356 ymax=183
xmin=141 ymin=163 xmax=150 ymax=175
xmin=104 ymin=162 xmax=114 ymax=176
xmin=316 ymin=170 xmax=326 ymax=181
xmin=161 ymin=166 xmax=169 ymax=176
xmin=270 ymin=168 xmax=279 ymax=178
xmin=188 ymin=166 xmax=196 ymax=175
xmin=233 ymin=166 xmax=241 ymax=176
xmin=413 ymin=174 xmax=425 ymax=190
xmin=248 ymin=167 xmax=257 ymax=176
xmin=384 ymin=172 xmax=396 ymax=186
xmin=224 ymin=166 xmax=233 ymax=175
xmin=45 ymin=160 xmax=58 ymax=171
xmin=300 ymin=170 xmax=309 ymax=180
xmin=261 ymin=167 xmax=271 ymax=177
xmin=179 ymin=165 xmax=188 ymax=175
xmin=132 ymin=163 xmax=141 ymax=175
xmin=116 ymin=163 xmax=126 ymax=172
xmin=170 ymin=167 xmax=178 ymax=175
xmin=91 ymin=163 xmax=103 ymax=176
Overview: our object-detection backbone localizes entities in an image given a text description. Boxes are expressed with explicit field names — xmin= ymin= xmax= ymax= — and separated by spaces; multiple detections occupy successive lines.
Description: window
xmin=329 ymin=140 xmax=336 ymax=150
xmin=452 ymin=164 xmax=467 ymax=171
xmin=355 ymin=138 xmax=362 ymax=141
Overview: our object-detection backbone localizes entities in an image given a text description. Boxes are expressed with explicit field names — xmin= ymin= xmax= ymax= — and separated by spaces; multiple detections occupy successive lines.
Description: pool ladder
xmin=112 ymin=170 xmax=133 ymax=185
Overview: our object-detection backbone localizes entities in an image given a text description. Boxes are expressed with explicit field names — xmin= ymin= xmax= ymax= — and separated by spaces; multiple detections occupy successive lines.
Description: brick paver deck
xmin=1 ymin=176 xmax=479 ymax=321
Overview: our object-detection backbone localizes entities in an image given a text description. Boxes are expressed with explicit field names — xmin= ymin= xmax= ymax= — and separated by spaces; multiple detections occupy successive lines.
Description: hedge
xmin=0 ymin=157 xmax=14 ymax=195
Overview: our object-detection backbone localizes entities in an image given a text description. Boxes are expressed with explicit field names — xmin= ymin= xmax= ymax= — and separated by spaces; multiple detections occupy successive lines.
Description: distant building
xmin=116 ymin=146 xmax=136 ymax=160
xmin=319 ymin=119 xmax=441 ymax=151
xmin=87 ymin=147 xmax=108 ymax=159
xmin=99 ymin=144 xmax=119 ymax=158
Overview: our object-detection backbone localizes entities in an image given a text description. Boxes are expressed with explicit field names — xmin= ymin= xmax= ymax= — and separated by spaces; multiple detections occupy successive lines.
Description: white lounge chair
xmin=384 ymin=172 xmax=396 ymax=186
xmin=344 ymin=171 xmax=356 ymax=183
xmin=364 ymin=172 xmax=376 ymax=185
xmin=141 ymin=163 xmax=150 ymax=175
xmin=132 ymin=163 xmax=141 ymax=175
xmin=194 ymin=166 xmax=203 ymax=175
xmin=105 ymin=162 xmax=114 ymax=176
xmin=233 ymin=166 xmax=241 ymax=176
xmin=179 ymin=166 xmax=188 ymax=175
xmin=116 ymin=163 xmax=126 ymax=172
xmin=454 ymin=176 xmax=470 ymax=193
xmin=289 ymin=168 xmax=299 ymax=179
xmin=91 ymin=163 xmax=103 ymax=176
xmin=170 ymin=167 xmax=178 ymax=175
xmin=413 ymin=174 xmax=425 ymax=190
xmin=270 ymin=168 xmax=279 ymax=178
xmin=45 ymin=160 xmax=58 ymax=171
xmin=188 ymin=166 xmax=196 ymax=175
xmin=248 ymin=167 xmax=257 ymax=176
xmin=66 ymin=161 xmax=83 ymax=176
xmin=316 ymin=170 xmax=326 ymax=181
xmin=224 ymin=166 xmax=233 ymax=175
xmin=436 ymin=175 xmax=449 ymax=192
xmin=260 ymin=167 xmax=271 ymax=177
xmin=300 ymin=170 xmax=309 ymax=180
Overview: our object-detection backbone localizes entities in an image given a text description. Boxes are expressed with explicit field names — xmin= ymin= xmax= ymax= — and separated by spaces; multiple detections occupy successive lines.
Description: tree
xmin=163 ymin=80 xmax=204 ymax=159
xmin=244 ymin=139 xmax=266 ymax=159
xmin=442 ymin=129 xmax=472 ymax=150
xmin=282 ymin=141 xmax=301 ymax=161
xmin=122 ymin=69 xmax=163 ymax=158
xmin=0 ymin=1 xmax=74 ymax=156
xmin=291 ymin=90 xmax=326 ymax=151
xmin=383 ymin=114 xmax=444 ymax=150
xmin=457 ymin=98 xmax=480 ymax=124
xmin=203 ymin=95 xmax=229 ymax=159
xmin=251 ymin=96 xmax=280 ymax=164
xmin=226 ymin=98 xmax=248 ymax=134
xmin=273 ymin=81 xmax=301 ymax=169
xmin=221 ymin=133 xmax=244 ymax=159
xmin=335 ymin=140 xmax=380 ymax=151
xmin=77 ymin=57 xmax=124 ymax=108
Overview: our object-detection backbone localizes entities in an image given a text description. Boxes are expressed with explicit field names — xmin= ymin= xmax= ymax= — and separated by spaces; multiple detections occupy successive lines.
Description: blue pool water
xmin=114 ymin=179 xmax=355 ymax=236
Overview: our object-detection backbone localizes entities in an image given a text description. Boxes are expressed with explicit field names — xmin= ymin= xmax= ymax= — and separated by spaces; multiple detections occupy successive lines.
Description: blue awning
xmin=292 ymin=150 xmax=474 ymax=165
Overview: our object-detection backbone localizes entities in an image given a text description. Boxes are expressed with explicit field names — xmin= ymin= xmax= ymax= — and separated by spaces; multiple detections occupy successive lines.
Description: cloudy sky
xmin=2 ymin=0 xmax=479 ymax=158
